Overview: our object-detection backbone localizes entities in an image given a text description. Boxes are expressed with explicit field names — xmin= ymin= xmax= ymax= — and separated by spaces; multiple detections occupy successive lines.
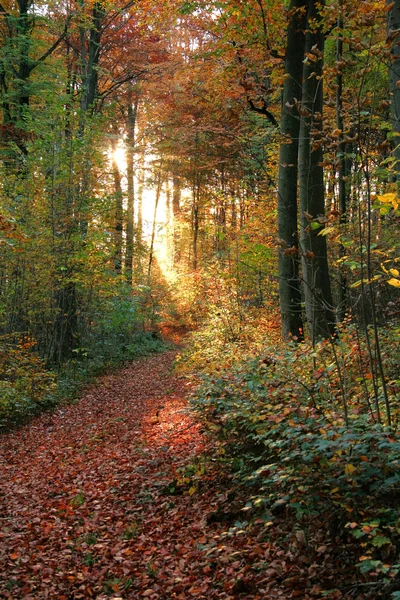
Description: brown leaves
xmin=0 ymin=349 xmax=360 ymax=598
xmin=0 ymin=351 xmax=287 ymax=599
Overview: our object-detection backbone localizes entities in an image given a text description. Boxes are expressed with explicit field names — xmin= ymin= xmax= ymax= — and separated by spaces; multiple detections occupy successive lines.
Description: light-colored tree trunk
xmin=125 ymin=88 xmax=139 ymax=284
xmin=148 ymin=167 xmax=163 ymax=280
xmin=172 ymin=169 xmax=181 ymax=265
xmin=111 ymin=135 xmax=124 ymax=272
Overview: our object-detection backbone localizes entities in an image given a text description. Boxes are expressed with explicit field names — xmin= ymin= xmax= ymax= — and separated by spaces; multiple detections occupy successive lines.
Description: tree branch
xmin=247 ymin=97 xmax=279 ymax=127
xmin=32 ymin=13 xmax=74 ymax=71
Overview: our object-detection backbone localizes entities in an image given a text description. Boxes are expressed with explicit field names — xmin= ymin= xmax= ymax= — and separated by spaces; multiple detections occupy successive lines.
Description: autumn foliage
xmin=0 ymin=0 xmax=400 ymax=598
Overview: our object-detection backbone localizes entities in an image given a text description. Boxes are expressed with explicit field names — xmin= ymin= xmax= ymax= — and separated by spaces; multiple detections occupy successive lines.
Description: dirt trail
xmin=0 ymin=351 xmax=286 ymax=599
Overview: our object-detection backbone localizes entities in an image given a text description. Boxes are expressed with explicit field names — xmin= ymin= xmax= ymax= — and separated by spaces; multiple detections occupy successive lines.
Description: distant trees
xmin=0 ymin=0 xmax=398 ymax=377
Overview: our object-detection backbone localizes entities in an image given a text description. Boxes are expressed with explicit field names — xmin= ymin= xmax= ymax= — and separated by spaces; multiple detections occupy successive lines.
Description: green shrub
xmin=188 ymin=323 xmax=400 ymax=583
xmin=0 ymin=335 xmax=56 ymax=429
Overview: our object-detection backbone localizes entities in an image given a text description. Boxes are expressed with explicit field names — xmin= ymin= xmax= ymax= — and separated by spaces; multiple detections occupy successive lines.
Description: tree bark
xmin=125 ymin=87 xmax=139 ymax=284
xmin=277 ymin=0 xmax=307 ymax=340
xmin=111 ymin=135 xmax=124 ymax=272
xmin=387 ymin=0 xmax=400 ymax=186
xmin=148 ymin=167 xmax=163 ymax=280
xmin=299 ymin=0 xmax=335 ymax=342
xmin=172 ymin=169 xmax=181 ymax=266
xmin=79 ymin=2 xmax=105 ymax=120
xmin=335 ymin=5 xmax=350 ymax=321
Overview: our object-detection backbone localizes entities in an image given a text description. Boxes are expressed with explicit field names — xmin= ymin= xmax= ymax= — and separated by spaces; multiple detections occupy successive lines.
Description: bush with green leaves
xmin=188 ymin=325 xmax=400 ymax=586
xmin=0 ymin=335 xmax=57 ymax=429
xmin=0 ymin=282 xmax=169 ymax=430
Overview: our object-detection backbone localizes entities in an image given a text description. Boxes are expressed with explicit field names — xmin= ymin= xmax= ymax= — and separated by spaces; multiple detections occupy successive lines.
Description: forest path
xmin=0 ymin=350 xmax=287 ymax=599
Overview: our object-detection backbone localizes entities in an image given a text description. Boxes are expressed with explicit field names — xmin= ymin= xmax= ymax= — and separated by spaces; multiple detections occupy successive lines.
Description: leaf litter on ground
xmin=0 ymin=350 xmax=293 ymax=599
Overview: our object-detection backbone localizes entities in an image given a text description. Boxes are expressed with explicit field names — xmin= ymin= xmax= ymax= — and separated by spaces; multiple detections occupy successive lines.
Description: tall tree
xmin=335 ymin=0 xmax=349 ymax=321
xmin=387 ymin=0 xmax=400 ymax=186
xmin=0 ymin=0 xmax=70 ymax=156
xmin=125 ymin=85 xmax=139 ymax=284
xmin=299 ymin=0 xmax=335 ymax=341
xmin=277 ymin=0 xmax=307 ymax=340
xmin=110 ymin=129 xmax=124 ymax=272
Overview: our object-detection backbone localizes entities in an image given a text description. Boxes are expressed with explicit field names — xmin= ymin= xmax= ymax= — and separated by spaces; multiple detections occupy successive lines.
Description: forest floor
xmin=0 ymin=348 xmax=295 ymax=600
xmin=1 ymin=344 xmax=369 ymax=600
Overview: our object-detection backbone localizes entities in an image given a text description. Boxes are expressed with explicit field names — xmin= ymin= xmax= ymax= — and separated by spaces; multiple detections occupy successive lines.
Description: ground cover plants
xmin=180 ymin=310 xmax=400 ymax=598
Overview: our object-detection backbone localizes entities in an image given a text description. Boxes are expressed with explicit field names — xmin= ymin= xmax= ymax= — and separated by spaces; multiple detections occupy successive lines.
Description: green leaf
xmin=310 ymin=221 xmax=322 ymax=230
xmin=372 ymin=535 xmax=391 ymax=548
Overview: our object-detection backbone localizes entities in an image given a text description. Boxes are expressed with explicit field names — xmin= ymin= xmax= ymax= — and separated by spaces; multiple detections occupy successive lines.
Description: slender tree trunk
xmin=53 ymin=280 xmax=78 ymax=366
xmin=165 ymin=176 xmax=173 ymax=266
xmin=387 ymin=0 xmax=400 ymax=186
xmin=137 ymin=149 xmax=145 ymax=252
xmin=192 ymin=176 xmax=200 ymax=271
xmin=299 ymin=0 xmax=335 ymax=342
xmin=277 ymin=0 xmax=307 ymax=340
xmin=125 ymin=88 xmax=139 ymax=284
xmin=148 ymin=168 xmax=163 ymax=280
xmin=239 ymin=190 xmax=246 ymax=228
xmin=336 ymin=5 xmax=349 ymax=321
xmin=172 ymin=170 xmax=181 ymax=266
xmin=231 ymin=186 xmax=237 ymax=231
xmin=193 ymin=202 xmax=199 ymax=271
xmin=111 ymin=135 xmax=124 ymax=272
xmin=79 ymin=2 xmax=104 ymax=120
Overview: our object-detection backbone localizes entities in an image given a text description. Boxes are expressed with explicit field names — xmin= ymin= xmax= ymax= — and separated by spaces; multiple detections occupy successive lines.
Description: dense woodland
xmin=1 ymin=0 xmax=400 ymax=597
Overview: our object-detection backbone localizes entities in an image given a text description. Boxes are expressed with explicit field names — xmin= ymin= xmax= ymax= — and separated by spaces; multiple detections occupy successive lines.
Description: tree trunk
xmin=277 ymin=0 xmax=307 ymax=341
xmin=111 ymin=135 xmax=123 ymax=272
xmin=125 ymin=88 xmax=139 ymax=284
xmin=137 ymin=148 xmax=145 ymax=251
xmin=387 ymin=0 xmax=400 ymax=186
xmin=172 ymin=170 xmax=181 ymax=265
xmin=299 ymin=0 xmax=335 ymax=342
xmin=79 ymin=2 xmax=105 ymax=120
xmin=53 ymin=279 xmax=78 ymax=366
xmin=192 ymin=176 xmax=200 ymax=271
xmin=165 ymin=176 xmax=173 ymax=266
xmin=148 ymin=168 xmax=163 ymax=280
xmin=336 ymin=6 xmax=349 ymax=321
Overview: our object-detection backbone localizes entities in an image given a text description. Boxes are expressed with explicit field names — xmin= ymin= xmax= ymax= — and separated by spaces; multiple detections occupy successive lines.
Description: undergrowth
xmin=179 ymin=311 xmax=400 ymax=597
xmin=0 ymin=332 xmax=168 ymax=433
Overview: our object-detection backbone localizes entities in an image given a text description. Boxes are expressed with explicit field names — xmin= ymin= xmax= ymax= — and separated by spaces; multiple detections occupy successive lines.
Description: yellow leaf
xmin=389 ymin=268 xmax=400 ymax=277
xmin=188 ymin=486 xmax=196 ymax=496
xmin=318 ymin=226 xmax=337 ymax=237
xmin=377 ymin=192 xmax=398 ymax=209
xmin=388 ymin=278 xmax=400 ymax=288
xmin=345 ymin=464 xmax=357 ymax=475
xmin=351 ymin=279 xmax=363 ymax=288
